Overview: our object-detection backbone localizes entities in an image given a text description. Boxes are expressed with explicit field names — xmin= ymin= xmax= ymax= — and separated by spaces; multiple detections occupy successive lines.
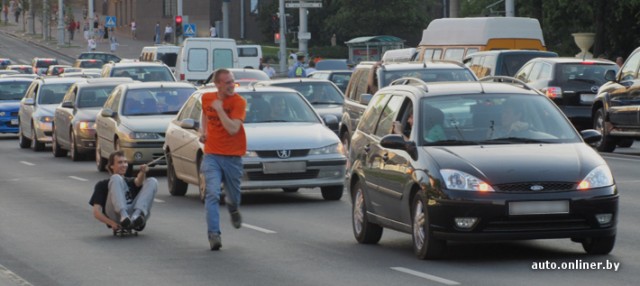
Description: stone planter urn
xmin=572 ymin=32 xmax=595 ymax=60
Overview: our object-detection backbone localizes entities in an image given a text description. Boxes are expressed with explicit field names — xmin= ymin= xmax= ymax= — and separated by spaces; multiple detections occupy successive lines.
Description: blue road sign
xmin=184 ymin=24 xmax=196 ymax=37
xmin=105 ymin=16 xmax=117 ymax=28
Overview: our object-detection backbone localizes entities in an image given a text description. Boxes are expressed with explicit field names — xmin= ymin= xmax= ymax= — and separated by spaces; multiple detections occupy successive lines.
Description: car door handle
xmin=363 ymin=144 xmax=370 ymax=153
xmin=382 ymin=153 xmax=389 ymax=161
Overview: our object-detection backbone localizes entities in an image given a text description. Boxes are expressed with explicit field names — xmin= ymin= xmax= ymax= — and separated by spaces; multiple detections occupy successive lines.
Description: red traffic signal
xmin=175 ymin=15 xmax=183 ymax=24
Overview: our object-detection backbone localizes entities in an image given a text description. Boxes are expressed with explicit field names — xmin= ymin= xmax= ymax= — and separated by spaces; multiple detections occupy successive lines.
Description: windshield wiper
xmin=569 ymin=78 xmax=596 ymax=84
xmin=424 ymin=139 xmax=480 ymax=146
xmin=483 ymin=137 xmax=552 ymax=144
xmin=310 ymin=101 xmax=340 ymax=105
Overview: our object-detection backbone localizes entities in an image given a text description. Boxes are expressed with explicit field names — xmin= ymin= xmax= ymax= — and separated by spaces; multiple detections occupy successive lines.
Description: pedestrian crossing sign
xmin=105 ymin=16 xmax=116 ymax=28
xmin=184 ymin=24 xmax=196 ymax=37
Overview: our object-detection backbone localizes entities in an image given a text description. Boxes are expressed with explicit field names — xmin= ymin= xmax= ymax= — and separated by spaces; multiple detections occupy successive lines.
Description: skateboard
xmin=113 ymin=228 xmax=139 ymax=237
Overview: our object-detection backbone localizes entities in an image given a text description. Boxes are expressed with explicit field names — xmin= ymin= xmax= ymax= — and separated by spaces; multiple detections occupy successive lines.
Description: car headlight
xmin=245 ymin=151 xmax=258 ymax=157
xmin=0 ymin=111 xmax=6 ymax=117
xmin=309 ymin=143 xmax=344 ymax=155
xmin=124 ymin=132 xmax=159 ymax=140
xmin=38 ymin=116 xmax=54 ymax=123
xmin=577 ymin=165 xmax=614 ymax=190
xmin=78 ymin=121 xmax=96 ymax=130
xmin=440 ymin=169 xmax=495 ymax=192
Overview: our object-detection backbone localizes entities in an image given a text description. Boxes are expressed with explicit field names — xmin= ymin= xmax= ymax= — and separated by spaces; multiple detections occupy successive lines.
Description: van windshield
xmin=158 ymin=53 xmax=178 ymax=67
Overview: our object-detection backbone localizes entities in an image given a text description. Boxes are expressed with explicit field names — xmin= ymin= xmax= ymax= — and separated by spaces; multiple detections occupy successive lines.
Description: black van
xmin=463 ymin=50 xmax=558 ymax=78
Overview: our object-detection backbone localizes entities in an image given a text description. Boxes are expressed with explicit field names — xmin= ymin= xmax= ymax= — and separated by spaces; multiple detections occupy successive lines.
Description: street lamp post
xmin=57 ymin=0 xmax=64 ymax=45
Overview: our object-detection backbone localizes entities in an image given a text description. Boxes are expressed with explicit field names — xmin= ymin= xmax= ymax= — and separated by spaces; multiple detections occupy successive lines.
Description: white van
xmin=139 ymin=45 xmax=181 ymax=71
xmin=237 ymin=44 xmax=262 ymax=69
xmin=174 ymin=37 xmax=239 ymax=83
xmin=381 ymin=48 xmax=417 ymax=63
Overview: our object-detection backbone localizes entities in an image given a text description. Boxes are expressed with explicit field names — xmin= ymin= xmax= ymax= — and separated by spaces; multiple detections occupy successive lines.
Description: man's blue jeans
xmin=201 ymin=154 xmax=243 ymax=235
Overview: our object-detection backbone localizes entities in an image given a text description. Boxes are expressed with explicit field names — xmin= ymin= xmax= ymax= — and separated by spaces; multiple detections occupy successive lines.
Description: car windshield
xmin=77 ymin=86 xmax=118 ymax=108
xmin=380 ymin=68 xmax=476 ymax=86
xmin=271 ymin=82 xmax=344 ymax=105
xmin=79 ymin=60 xmax=104 ymax=68
xmin=112 ymin=66 xmax=174 ymax=82
xmin=0 ymin=81 xmax=31 ymax=100
xmin=243 ymin=92 xmax=320 ymax=124
xmin=557 ymin=63 xmax=618 ymax=86
xmin=417 ymin=93 xmax=581 ymax=146
xmin=122 ymin=87 xmax=195 ymax=116
xmin=39 ymin=83 xmax=74 ymax=104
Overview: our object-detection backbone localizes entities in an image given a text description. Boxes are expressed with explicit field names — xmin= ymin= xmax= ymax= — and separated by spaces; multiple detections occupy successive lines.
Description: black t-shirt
xmin=89 ymin=177 xmax=141 ymax=210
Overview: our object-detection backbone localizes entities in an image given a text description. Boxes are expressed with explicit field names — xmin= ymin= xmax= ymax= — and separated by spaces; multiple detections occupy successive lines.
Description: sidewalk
xmin=0 ymin=8 xmax=153 ymax=61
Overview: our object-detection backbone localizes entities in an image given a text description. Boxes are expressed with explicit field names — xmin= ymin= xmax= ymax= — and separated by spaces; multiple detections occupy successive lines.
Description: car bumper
xmin=428 ymin=186 xmax=618 ymax=241
xmin=35 ymin=121 xmax=53 ymax=143
xmin=119 ymin=141 xmax=166 ymax=165
xmin=74 ymin=128 xmax=97 ymax=152
xmin=559 ymin=105 xmax=592 ymax=130
xmin=0 ymin=117 xmax=19 ymax=133
xmin=241 ymin=158 xmax=347 ymax=189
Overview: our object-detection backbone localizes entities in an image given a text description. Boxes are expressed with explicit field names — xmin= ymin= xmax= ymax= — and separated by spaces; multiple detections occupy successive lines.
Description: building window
xmin=251 ymin=0 xmax=260 ymax=15
xmin=163 ymin=0 xmax=176 ymax=17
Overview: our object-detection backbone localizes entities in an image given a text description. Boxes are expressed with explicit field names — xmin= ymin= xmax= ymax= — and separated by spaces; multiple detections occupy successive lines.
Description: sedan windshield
xmin=122 ymin=87 xmax=195 ymax=115
xmin=243 ymin=92 xmax=320 ymax=124
xmin=418 ymin=93 xmax=581 ymax=146
xmin=77 ymin=86 xmax=119 ymax=108
xmin=0 ymin=81 xmax=31 ymax=100
xmin=271 ymin=82 xmax=344 ymax=105
xmin=39 ymin=83 xmax=74 ymax=104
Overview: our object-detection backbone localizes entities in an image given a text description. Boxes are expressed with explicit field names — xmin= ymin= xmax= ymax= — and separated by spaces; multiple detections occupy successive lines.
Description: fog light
xmin=595 ymin=213 xmax=612 ymax=225
xmin=134 ymin=152 xmax=143 ymax=160
xmin=454 ymin=217 xmax=477 ymax=229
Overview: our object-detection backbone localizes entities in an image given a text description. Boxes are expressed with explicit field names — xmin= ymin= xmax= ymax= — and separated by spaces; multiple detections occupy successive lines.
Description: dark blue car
xmin=0 ymin=78 xmax=33 ymax=133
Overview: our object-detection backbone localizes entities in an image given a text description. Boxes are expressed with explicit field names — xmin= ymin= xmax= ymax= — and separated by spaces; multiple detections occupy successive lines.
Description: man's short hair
xmin=107 ymin=150 xmax=126 ymax=174
xmin=213 ymin=68 xmax=232 ymax=83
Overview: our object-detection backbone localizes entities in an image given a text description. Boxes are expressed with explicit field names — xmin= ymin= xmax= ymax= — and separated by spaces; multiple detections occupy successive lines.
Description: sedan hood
xmin=120 ymin=115 xmax=174 ymax=132
xmin=426 ymin=143 xmax=606 ymax=184
xmin=245 ymin=122 xmax=338 ymax=150
xmin=0 ymin=101 xmax=20 ymax=111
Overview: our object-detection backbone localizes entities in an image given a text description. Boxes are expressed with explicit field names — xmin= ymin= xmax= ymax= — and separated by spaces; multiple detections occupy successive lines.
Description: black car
xmin=592 ymin=47 xmax=640 ymax=152
xmin=307 ymin=70 xmax=353 ymax=93
xmin=78 ymin=52 xmax=121 ymax=64
xmin=514 ymin=57 xmax=618 ymax=130
xmin=348 ymin=78 xmax=618 ymax=259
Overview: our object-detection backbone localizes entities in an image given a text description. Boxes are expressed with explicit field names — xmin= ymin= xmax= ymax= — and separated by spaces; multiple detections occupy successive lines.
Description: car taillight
xmin=581 ymin=61 xmax=595 ymax=65
xmin=180 ymin=74 xmax=185 ymax=81
xmin=544 ymin=87 xmax=563 ymax=99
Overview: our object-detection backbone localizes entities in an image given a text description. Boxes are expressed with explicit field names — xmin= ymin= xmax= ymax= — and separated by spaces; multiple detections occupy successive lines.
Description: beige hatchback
xmin=95 ymin=82 xmax=196 ymax=175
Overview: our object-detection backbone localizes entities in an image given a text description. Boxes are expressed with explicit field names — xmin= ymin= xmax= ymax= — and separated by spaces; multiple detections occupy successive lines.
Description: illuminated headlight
xmin=245 ymin=151 xmax=258 ymax=157
xmin=78 ymin=121 xmax=96 ymax=130
xmin=440 ymin=169 xmax=495 ymax=192
xmin=309 ymin=143 xmax=344 ymax=155
xmin=0 ymin=111 xmax=6 ymax=116
xmin=577 ymin=165 xmax=614 ymax=190
xmin=126 ymin=132 xmax=159 ymax=139
xmin=38 ymin=116 xmax=54 ymax=123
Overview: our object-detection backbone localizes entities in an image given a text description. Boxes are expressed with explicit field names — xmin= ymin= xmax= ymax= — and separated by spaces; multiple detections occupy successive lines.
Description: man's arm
xmin=212 ymin=100 xmax=242 ymax=135
xmin=200 ymin=107 xmax=208 ymax=143
xmin=92 ymin=204 xmax=120 ymax=229
xmin=134 ymin=164 xmax=148 ymax=187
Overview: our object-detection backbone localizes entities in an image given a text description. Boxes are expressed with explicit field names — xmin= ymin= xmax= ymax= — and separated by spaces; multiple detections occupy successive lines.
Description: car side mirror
xmin=580 ymin=129 xmax=602 ymax=145
xmin=360 ymin=94 xmax=373 ymax=105
xmin=23 ymin=98 xmax=35 ymax=105
xmin=179 ymin=118 xmax=198 ymax=130
xmin=100 ymin=108 xmax=115 ymax=118
xmin=380 ymin=134 xmax=418 ymax=160
xmin=322 ymin=114 xmax=339 ymax=128
xmin=604 ymin=70 xmax=616 ymax=82
xmin=61 ymin=101 xmax=74 ymax=108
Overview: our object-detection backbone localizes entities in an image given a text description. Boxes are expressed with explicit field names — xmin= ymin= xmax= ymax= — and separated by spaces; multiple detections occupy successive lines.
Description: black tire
xmin=593 ymin=108 xmax=616 ymax=152
xmin=283 ymin=187 xmax=299 ymax=193
xmin=352 ymin=181 xmax=383 ymax=244
xmin=167 ymin=151 xmax=188 ymax=196
xmin=582 ymin=235 xmax=616 ymax=255
xmin=31 ymin=125 xmax=45 ymax=151
xmin=321 ymin=185 xmax=343 ymax=200
xmin=52 ymin=127 xmax=67 ymax=157
xmin=18 ymin=125 xmax=31 ymax=148
xmin=341 ymin=131 xmax=351 ymax=160
xmin=617 ymin=138 xmax=634 ymax=148
xmin=70 ymin=131 xmax=82 ymax=161
xmin=412 ymin=192 xmax=446 ymax=259
xmin=95 ymin=138 xmax=107 ymax=171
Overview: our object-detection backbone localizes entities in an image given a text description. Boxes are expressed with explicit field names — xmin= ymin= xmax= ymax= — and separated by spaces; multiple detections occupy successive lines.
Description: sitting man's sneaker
xmin=120 ymin=215 xmax=131 ymax=229
xmin=209 ymin=234 xmax=222 ymax=251
xmin=230 ymin=210 xmax=242 ymax=229
xmin=132 ymin=213 xmax=146 ymax=231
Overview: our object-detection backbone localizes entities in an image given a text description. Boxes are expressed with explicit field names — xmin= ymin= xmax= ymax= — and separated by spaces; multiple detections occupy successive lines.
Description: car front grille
xmin=494 ymin=182 xmax=575 ymax=192
xmin=247 ymin=170 xmax=319 ymax=181
xmin=10 ymin=112 xmax=18 ymax=116
xmin=483 ymin=217 xmax=591 ymax=232
xmin=256 ymin=149 xmax=309 ymax=158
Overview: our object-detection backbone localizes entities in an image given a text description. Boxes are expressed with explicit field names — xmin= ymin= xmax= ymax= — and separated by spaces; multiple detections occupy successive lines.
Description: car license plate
xmin=263 ymin=161 xmax=306 ymax=174
xmin=508 ymin=200 xmax=569 ymax=215
xmin=10 ymin=119 xmax=18 ymax=125
xmin=580 ymin=93 xmax=596 ymax=103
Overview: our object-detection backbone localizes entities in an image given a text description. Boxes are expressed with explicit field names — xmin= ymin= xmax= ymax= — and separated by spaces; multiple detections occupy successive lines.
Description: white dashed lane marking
xmin=20 ymin=161 xmax=35 ymax=166
xmin=153 ymin=198 xmax=165 ymax=203
xmin=391 ymin=267 xmax=460 ymax=285
xmin=69 ymin=176 xmax=88 ymax=182
xmin=242 ymin=223 xmax=277 ymax=234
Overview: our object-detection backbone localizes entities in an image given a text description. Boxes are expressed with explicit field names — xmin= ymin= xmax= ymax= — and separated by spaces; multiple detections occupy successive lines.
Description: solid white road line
xmin=0 ymin=263 xmax=34 ymax=286
xmin=19 ymin=161 xmax=35 ymax=166
xmin=69 ymin=176 xmax=88 ymax=182
xmin=242 ymin=223 xmax=277 ymax=234
xmin=391 ymin=267 xmax=460 ymax=285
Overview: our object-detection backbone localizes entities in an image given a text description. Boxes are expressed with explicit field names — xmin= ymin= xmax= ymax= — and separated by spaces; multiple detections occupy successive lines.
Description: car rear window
xmin=556 ymin=63 xmax=618 ymax=86
xmin=36 ymin=60 xmax=59 ymax=68
xmin=157 ymin=53 xmax=178 ymax=67
xmin=381 ymin=68 xmax=476 ymax=86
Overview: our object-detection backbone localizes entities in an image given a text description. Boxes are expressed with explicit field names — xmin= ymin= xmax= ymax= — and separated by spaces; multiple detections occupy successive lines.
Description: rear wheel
xmin=352 ymin=181 xmax=382 ymax=244
xmin=31 ymin=125 xmax=45 ymax=151
xmin=617 ymin=138 xmax=634 ymax=148
xmin=321 ymin=186 xmax=343 ymax=200
xmin=341 ymin=131 xmax=351 ymax=160
xmin=18 ymin=125 xmax=31 ymax=148
xmin=52 ymin=127 xmax=67 ymax=157
xmin=412 ymin=192 xmax=446 ymax=259
xmin=95 ymin=138 xmax=107 ymax=171
xmin=70 ymin=131 xmax=82 ymax=161
xmin=167 ymin=151 xmax=188 ymax=196
xmin=582 ymin=235 xmax=616 ymax=255
xmin=593 ymin=108 xmax=616 ymax=152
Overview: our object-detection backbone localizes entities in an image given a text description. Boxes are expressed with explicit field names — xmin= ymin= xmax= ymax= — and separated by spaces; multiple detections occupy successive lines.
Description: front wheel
xmin=352 ymin=181 xmax=382 ymax=244
xmin=31 ymin=125 xmax=45 ymax=151
xmin=18 ymin=125 xmax=31 ymax=148
xmin=96 ymin=138 xmax=107 ymax=171
xmin=412 ymin=192 xmax=446 ymax=259
xmin=52 ymin=127 xmax=67 ymax=157
xmin=167 ymin=151 xmax=188 ymax=196
xmin=582 ymin=235 xmax=616 ymax=255
xmin=593 ymin=108 xmax=616 ymax=152
xmin=321 ymin=186 xmax=343 ymax=200
xmin=70 ymin=131 xmax=82 ymax=161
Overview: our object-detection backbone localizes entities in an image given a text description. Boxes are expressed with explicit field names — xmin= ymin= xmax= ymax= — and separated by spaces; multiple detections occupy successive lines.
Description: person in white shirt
xmin=164 ymin=23 xmax=173 ymax=43
xmin=88 ymin=36 xmax=97 ymax=51
xmin=262 ymin=63 xmax=276 ymax=78
xmin=131 ymin=19 xmax=137 ymax=39
xmin=305 ymin=60 xmax=317 ymax=75
xmin=209 ymin=25 xmax=217 ymax=38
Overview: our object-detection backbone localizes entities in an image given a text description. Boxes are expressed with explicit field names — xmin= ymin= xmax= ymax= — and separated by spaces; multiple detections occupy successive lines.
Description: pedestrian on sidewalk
xmin=103 ymin=25 xmax=109 ymax=42
xmin=262 ymin=63 xmax=276 ymax=78
xmin=210 ymin=25 xmax=217 ymax=38
xmin=110 ymin=36 xmax=119 ymax=53
xmin=131 ymin=19 xmax=137 ymax=39
xmin=88 ymin=36 xmax=97 ymax=52
xmin=13 ymin=1 xmax=21 ymax=23
xmin=83 ymin=20 xmax=90 ymax=40
xmin=164 ymin=23 xmax=173 ymax=43
xmin=2 ymin=4 xmax=8 ymax=24
xmin=154 ymin=22 xmax=161 ymax=44
xmin=68 ymin=20 xmax=77 ymax=41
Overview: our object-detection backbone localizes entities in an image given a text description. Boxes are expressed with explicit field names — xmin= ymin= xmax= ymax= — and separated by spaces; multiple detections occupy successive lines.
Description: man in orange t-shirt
xmin=200 ymin=68 xmax=247 ymax=251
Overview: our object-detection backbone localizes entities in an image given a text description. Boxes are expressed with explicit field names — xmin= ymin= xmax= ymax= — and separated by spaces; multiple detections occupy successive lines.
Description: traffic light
xmin=175 ymin=15 xmax=183 ymax=37
xmin=271 ymin=14 xmax=279 ymax=33
xmin=274 ymin=33 xmax=281 ymax=44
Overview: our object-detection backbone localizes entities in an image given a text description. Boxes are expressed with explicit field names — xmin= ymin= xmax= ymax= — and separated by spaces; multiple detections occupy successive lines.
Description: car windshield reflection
xmin=243 ymin=92 xmax=320 ymax=124
xmin=122 ymin=88 xmax=193 ymax=116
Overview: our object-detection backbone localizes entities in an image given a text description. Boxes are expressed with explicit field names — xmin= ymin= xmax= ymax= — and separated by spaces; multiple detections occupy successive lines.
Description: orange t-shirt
xmin=201 ymin=92 xmax=247 ymax=156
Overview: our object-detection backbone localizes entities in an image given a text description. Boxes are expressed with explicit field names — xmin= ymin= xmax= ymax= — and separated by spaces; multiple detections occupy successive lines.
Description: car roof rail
xmin=479 ymin=76 xmax=535 ymax=91
xmin=389 ymin=77 xmax=429 ymax=91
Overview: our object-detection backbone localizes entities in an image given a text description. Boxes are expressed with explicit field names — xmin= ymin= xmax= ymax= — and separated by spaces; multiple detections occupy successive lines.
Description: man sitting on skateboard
xmin=89 ymin=150 xmax=158 ymax=231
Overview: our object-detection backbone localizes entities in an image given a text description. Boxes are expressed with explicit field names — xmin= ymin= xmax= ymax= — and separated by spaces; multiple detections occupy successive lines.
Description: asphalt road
xmin=0 ymin=32 xmax=76 ymax=66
